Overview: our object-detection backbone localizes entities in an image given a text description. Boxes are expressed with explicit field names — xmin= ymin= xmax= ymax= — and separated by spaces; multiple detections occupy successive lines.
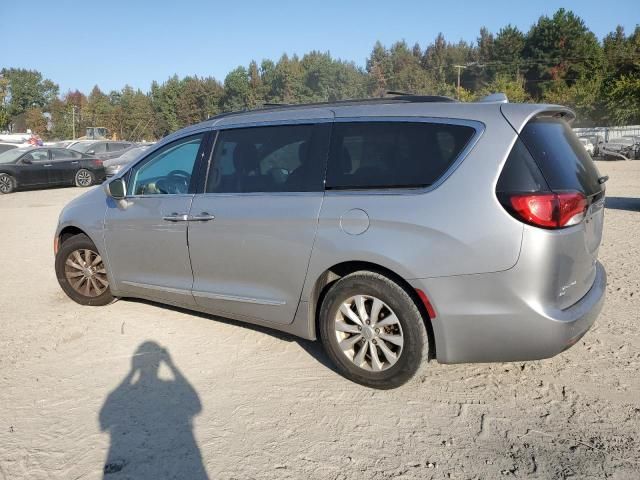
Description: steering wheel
xmin=155 ymin=170 xmax=191 ymax=194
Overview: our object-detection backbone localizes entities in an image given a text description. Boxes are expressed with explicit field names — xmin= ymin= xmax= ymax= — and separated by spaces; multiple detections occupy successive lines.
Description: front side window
xmin=326 ymin=122 xmax=475 ymax=190
xmin=129 ymin=134 xmax=204 ymax=195
xmin=206 ymin=124 xmax=327 ymax=193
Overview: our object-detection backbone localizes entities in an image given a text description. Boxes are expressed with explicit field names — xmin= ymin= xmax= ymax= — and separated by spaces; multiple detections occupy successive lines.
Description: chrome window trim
xmin=325 ymin=116 xmax=485 ymax=196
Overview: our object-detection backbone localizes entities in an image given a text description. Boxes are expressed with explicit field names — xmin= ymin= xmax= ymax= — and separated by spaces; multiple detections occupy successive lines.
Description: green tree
xmin=523 ymin=9 xmax=603 ymax=98
xmin=0 ymin=68 xmax=59 ymax=118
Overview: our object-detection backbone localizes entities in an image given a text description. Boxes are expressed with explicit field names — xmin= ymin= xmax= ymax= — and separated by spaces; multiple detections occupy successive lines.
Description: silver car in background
xmin=53 ymin=94 xmax=607 ymax=388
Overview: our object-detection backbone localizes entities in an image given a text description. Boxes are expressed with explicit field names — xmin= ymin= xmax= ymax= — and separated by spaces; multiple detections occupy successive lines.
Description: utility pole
xmin=71 ymin=105 xmax=77 ymax=139
xmin=454 ymin=65 xmax=466 ymax=100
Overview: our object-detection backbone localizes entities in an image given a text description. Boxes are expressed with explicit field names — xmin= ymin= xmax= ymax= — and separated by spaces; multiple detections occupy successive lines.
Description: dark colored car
xmin=0 ymin=143 xmax=19 ymax=154
xmin=70 ymin=140 xmax=133 ymax=160
xmin=0 ymin=147 xmax=106 ymax=194
xmin=104 ymin=145 xmax=152 ymax=177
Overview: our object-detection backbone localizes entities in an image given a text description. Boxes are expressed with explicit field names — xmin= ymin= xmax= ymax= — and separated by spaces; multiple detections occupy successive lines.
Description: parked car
xmin=0 ymin=142 xmax=19 ymax=154
xmin=602 ymin=137 xmax=635 ymax=160
xmin=0 ymin=146 xmax=105 ymax=194
xmin=69 ymin=140 xmax=133 ymax=159
xmin=579 ymin=137 xmax=594 ymax=155
xmin=104 ymin=145 xmax=152 ymax=177
xmin=621 ymin=135 xmax=640 ymax=159
xmin=53 ymin=95 xmax=607 ymax=388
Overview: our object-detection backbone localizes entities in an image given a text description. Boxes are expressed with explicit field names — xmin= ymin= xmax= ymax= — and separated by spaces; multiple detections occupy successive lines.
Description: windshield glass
xmin=0 ymin=147 xmax=31 ymax=164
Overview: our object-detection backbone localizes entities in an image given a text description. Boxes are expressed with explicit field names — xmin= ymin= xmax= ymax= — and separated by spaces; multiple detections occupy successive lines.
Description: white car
xmin=579 ymin=137 xmax=594 ymax=156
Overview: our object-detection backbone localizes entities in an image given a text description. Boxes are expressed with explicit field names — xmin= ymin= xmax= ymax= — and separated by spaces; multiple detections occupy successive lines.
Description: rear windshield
xmin=519 ymin=118 xmax=602 ymax=196
xmin=326 ymin=122 xmax=475 ymax=190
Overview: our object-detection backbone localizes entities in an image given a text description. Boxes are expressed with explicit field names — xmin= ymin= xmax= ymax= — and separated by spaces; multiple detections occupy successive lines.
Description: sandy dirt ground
xmin=0 ymin=160 xmax=639 ymax=480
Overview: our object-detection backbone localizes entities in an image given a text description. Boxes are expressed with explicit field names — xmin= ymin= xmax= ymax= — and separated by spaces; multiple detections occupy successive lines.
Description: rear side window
xmin=519 ymin=118 xmax=602 ymax=196
xmin=207 ymin=124 xmax=329 ymax=193
xmin=496 ymin=139 xmax=549 ymax=193
xmin=326 ymin=122 xmax=475 ymax=190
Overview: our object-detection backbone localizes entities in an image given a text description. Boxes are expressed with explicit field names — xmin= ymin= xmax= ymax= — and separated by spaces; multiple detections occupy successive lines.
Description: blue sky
xmin=1 ymin=0 xmax=638 ymax=94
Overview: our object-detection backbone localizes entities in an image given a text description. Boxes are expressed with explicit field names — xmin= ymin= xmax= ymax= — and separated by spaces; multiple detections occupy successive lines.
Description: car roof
xmin=154 ymin=93 xmax=573 ymax=147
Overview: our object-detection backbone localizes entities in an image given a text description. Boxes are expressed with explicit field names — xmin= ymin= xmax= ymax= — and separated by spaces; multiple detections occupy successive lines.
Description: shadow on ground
xmin=124 ymin=298 xmax=336 ymax=372
xmin=99 ymin=341 xmax=209 ymax=479
xmin=605 ymin=196 xmax=640 ymax=212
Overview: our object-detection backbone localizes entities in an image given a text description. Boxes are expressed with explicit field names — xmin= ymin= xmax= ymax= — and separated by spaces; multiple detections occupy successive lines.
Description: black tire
xmin=75 ymin=169 xmax=95 ymax=187
xmin=0 ymin=173 xmax=16 ymax=194
xmin=319 ymin=271 xmax=429 ymax=389
xmin=55 ymin=234 xmax=114 ymax=306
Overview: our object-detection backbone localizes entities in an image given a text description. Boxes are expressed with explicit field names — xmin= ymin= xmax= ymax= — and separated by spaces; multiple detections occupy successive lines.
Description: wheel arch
xmin=307 ymin=260 xmax=436 ymax=359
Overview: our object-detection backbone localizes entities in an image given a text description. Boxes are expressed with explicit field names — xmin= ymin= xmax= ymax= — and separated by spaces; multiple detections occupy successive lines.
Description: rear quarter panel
xmin=301 ymin=109 xmax=524 ymax=301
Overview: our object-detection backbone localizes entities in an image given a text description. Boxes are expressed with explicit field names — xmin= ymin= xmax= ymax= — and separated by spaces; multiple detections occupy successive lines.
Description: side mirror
xmin=21 ymin=158 xmax=32 ymax=164
xmin=87 ymin=150 xmax=95 ymax=155
xmin=105 ymin=177 xmax=126 ymax=199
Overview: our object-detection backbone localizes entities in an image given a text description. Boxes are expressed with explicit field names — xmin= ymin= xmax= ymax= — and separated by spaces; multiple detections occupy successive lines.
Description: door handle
xmin=43 ymin=164 xmax=52 ymax=167
xmin=71 ymin=161 xmax=79 ymax=164
xmin=162 ymin=213 xmax=189 ymax=222
xmin=189 ymin=212 xmax=215 ymax=222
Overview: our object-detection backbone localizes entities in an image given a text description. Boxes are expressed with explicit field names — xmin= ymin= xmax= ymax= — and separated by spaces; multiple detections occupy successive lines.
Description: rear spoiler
xmin=500 ymin=103 xmax=576 ymax=133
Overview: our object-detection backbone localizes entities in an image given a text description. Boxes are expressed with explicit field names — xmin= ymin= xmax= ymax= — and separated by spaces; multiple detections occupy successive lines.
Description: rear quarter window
xmin=326 ymin=122 xmax=475 ymax=190
xmin=519 ymin=118 xmax=602 ymax=197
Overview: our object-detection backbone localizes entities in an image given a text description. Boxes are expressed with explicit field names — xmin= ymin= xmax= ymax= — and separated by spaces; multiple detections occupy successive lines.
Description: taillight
xmin=92 ymin=159 xmax=104 ymax=168
xmin=503 ymin=192 xmax=587 ymax=229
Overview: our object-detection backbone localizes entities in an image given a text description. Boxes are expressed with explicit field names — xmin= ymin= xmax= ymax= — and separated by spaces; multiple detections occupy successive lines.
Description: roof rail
xmin=477 ymin=93 xmax=508 ymax=103
xmin=205 ymin=94 xmax=458 ymax=121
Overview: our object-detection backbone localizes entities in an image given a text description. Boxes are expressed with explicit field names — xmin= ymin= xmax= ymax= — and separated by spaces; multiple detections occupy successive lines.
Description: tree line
xmin=1 ymin=8 xmax=639 ymax=141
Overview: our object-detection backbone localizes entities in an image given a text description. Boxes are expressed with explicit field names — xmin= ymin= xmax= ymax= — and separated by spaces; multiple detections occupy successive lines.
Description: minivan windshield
xmin=0 ymin=147 xmax=31 ymax=164
xmin=519 ymin=118 xmax=602 ymax=197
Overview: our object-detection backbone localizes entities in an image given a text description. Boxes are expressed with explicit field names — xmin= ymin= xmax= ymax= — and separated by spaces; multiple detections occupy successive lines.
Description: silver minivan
xmin=54 ymin=95 xmax=607 ymax=388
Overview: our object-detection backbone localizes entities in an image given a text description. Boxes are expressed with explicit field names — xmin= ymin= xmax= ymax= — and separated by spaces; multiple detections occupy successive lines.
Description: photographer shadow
xmin=99 ymin=341 xmax=208 ymax=479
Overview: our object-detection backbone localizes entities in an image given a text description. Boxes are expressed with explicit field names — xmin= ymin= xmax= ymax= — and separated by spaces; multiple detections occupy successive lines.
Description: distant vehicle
xmin=579 ymin=137 xmax=594 ymax=155
xmin=580 ymin=134 xmax=604 ymax=157
xmin=0 ymin=143 xmax=19 ymax=154
xmin=69 ymin=140 xmax=133 ymax=158
xmin=602 ymin=137 xmax=635 ymax=160
xmin=621 ymin=135 xmax=640 ymax=159
xmin=0 ymin=146 xmax=105 ymax=194
xmin=104 ymin=145 xmax=152 ymax=177
xmin=85 ymin=127 xmax=109 ymax=139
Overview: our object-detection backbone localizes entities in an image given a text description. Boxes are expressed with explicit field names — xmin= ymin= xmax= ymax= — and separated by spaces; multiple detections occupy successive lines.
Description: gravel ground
xmin=0 ymin=160 xmax=639 ymax=480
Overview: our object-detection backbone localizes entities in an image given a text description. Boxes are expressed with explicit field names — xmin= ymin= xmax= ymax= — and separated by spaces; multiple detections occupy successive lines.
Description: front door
xmin=104 ymin=133 xmax=208 ymax=307
xmin=18 ymin=149 xmax=53 ymax=186
xmin=188 ymin=122 xmax=331 ymax=324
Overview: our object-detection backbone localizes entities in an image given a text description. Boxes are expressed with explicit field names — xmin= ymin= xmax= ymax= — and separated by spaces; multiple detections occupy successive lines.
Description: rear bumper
xmin=410 ymin=261 xmax=606 ymax=364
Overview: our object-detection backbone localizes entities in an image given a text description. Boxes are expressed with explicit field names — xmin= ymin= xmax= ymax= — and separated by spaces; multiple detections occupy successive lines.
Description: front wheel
xmin=75 ymin=169 xmax=95 ymax=187
xmin=0 ymin=173 xmax=16 ymax=194
xmin=55 ymin=234 xmax=114 ymax=306
xmin=319 ymin=271 xmax=429 ymax=389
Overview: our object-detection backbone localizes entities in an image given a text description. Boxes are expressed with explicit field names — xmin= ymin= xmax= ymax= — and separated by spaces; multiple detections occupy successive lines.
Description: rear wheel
xmin=55 ymin=234 xmax=114 ymax=306
xmin=0 ymin=173 xmax=15 ymax=194
xmin=75 ymin=169 xmax=95 ymax=187
xmin=319 ymin=271 xmax=429 ymax=389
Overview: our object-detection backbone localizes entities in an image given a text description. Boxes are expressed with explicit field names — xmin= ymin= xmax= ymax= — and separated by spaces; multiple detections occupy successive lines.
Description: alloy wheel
xmin=76 ymin=170 xmax=93 ymax=187
xmin=0 ymin=174 xmax=13 ymax=193
xmin=64 ymin=249 xmax=109 ymax=297
xmin=334 ymin=295 xmax=404 ymax=372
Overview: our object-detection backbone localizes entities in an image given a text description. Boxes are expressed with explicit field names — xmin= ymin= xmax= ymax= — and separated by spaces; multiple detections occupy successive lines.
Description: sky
xmin=1 ymin=0 xmax=638 ymax=95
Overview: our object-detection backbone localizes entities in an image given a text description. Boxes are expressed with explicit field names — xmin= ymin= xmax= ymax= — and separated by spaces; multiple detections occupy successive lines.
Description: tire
xmin=55 ymin=234 xmax=114 ymax=306
xmin=319 ymin=271 xmax=429 ymax=389
xmin=75 ymin=169 xmax=95 ymax=187
xmin=0 ymin=173 xmax=15 ymax=194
